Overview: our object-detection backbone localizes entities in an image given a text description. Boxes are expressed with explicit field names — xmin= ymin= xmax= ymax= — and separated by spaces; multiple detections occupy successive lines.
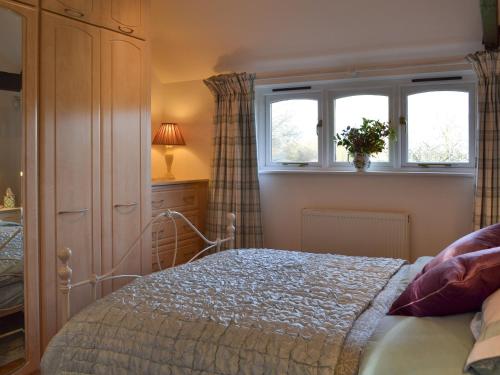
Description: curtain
xmin=203 ymin=72 xmax=263 ymax=248
xmin=468 ymin=51 xmax=500 ymax=229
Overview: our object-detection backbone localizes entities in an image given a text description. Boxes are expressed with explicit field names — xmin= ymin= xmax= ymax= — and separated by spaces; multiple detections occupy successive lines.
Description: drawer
xmin=152 ymin=239 xmax=202 ymax=271
xmin=152 ymin=187 xmax=198 ymax=212
xmin=152 ymin=211 xmax=199 ymax=241
xmin=152 ymin=236 xmax=202 ymax=256
xmin=0 ymin=210 xmax=22 ymax=224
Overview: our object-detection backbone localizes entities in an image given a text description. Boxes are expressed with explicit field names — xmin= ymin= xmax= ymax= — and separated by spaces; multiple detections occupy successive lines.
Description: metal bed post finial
xmin=57 ymin=247 xmax=72 ymax=325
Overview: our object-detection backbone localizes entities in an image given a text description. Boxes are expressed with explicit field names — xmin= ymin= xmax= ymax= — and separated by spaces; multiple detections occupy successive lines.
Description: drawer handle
xmin=114 ymin=202 xmax=138 ymax=208
xmin=58 ymin=208 xmax=88 ymax=215
xmin=152 ymin=199 xmax=165 ymax=205
xmin=118 ymin=26 xmax=134 ymax=34
xmin=183 ymin=196 xmax=195 ymax=202
xmin=64 ymin=8 xmax=84 ymax=18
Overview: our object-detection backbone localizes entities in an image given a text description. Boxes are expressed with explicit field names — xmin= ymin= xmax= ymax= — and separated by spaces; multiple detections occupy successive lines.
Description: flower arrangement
xmin=335 ymin=118 xmax=396 ymax=156
xmin=335 ymin=118 xmax=396 ymax=171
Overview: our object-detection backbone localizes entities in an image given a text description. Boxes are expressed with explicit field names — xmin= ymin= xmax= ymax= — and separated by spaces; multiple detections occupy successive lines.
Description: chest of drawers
xmin=151 ymin=180 xmax=208 ymax=271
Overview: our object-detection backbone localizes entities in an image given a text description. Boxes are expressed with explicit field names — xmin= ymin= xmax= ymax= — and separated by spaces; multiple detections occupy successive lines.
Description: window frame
xmin=328 ymin=87 xmax=395 ymax=167
xmin=400 ymin=82 xmax=476 ymax=169
xmin=256 ymin=71 xmax=477 ymax=174
xmin=264 ymin=90 xmax=323 ymax=168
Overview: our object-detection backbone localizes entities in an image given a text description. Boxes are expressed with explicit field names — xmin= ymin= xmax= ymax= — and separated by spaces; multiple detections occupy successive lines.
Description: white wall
xmin=155 ymin=79 xmax=475 ymax=259
xmin=151 ymin=1 xmax=481 ymax=257
xmin=259 ymin=173 xmax=474 ymax=261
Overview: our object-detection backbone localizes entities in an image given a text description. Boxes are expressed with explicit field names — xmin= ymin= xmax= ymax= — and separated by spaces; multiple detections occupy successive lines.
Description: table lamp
xmin=152 ymin=122 xmax=186 ymax=180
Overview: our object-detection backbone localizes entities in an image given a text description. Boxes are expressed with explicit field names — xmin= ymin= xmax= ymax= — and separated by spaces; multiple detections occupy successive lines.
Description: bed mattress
xmin=0 ymin=222 xmax=24 ymax=311
xmin=42 ymin=249 xmax=416 ymax=375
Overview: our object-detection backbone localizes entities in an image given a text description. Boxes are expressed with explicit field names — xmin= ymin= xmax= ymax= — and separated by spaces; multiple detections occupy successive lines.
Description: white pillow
xmin=465 ymin=289 xmax=500 ymax=374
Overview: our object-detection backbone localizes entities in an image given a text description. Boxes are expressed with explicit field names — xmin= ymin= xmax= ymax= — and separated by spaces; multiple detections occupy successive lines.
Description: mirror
xmin=0 ymin=6 xmax=25 ymax=373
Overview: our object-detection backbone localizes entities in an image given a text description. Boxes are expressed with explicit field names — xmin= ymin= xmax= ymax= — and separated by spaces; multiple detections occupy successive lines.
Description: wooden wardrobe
xmin=39 ymin=0 xmax=151 ymax=349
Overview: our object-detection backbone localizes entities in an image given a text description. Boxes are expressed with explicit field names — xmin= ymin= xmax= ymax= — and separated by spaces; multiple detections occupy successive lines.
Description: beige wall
xmin=0 ymin=90 xmax=22 ymax=203
xmin=151 ymin=79 xmax=213 ymax=181
xmin=153 ymin=79 xmax=475 ymax=259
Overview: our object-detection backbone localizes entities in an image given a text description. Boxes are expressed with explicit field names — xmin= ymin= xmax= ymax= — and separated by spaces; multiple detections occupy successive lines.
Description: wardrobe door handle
xmin=118 ymin=26 xmax=134 ymax=34
xmin=58 ymin=208 xmax=89 ymax=215
xmin=64 ymin=8 xmax=85 ymax=18
xmin=114 ymin=202 xmax=138 ymax=208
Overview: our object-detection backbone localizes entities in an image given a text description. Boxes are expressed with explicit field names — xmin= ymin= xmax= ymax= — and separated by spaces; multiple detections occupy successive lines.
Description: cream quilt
xmin=42 ymin=249 xmax=406 ymax=375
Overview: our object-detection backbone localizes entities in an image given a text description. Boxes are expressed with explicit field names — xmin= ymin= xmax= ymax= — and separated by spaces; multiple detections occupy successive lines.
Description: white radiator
xmin=301 ymin=208 xmax=410 ymax=260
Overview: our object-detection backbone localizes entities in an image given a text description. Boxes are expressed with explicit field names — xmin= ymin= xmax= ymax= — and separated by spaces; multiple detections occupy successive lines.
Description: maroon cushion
xmin=418 ymin=223 xmax=500 ymax=276
xmin=388 ymin=247 xmax=500 ymax=316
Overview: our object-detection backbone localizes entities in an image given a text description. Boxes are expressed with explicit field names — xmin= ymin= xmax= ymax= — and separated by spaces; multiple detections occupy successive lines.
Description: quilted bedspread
xmin=42 ymin=249 xmax=406 ymax=375
xmin=0 ymin=223 xmax=23 ymax=279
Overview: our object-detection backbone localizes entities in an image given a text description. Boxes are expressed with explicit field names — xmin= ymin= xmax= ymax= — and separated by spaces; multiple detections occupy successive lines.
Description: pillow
xmin=465 ymin=289 xmax=500 ymax=375
xmin=388 ymin=247 xmax=500 ymax=316
xmin=418 ymin=223 xmax=500 ymax=277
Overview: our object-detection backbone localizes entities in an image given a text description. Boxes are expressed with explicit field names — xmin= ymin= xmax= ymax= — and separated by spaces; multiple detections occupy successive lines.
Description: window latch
xmin=417 ymin=163 xmax=452 ymax=168
xmin=316 ymin=119 xmax=323 ymax=136
xmin=281 ymin=162 xmax=309 ymax=167
xmin=399 ymin=116 xmax=407 ymax=126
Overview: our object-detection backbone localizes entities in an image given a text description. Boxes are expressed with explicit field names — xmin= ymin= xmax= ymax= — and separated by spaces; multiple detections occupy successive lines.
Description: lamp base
xmin=164 ymin=149 xmax=175 ymax=180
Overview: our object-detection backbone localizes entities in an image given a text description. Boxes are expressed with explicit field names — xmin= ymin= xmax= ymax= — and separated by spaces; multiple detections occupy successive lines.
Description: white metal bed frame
xmin=57 ymin=209 xmax=236 ymax=324
xmin=0 ymin=225 xmax=24 ymax=320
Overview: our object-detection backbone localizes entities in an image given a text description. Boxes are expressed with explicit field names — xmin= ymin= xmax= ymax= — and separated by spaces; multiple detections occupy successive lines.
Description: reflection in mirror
xmin=0 ymin=6 xmax=25 ymax=374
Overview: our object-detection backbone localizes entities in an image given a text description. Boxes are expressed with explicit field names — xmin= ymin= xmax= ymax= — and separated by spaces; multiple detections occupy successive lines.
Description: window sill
xmin=258 ymin=167 xmax=475 ymax=177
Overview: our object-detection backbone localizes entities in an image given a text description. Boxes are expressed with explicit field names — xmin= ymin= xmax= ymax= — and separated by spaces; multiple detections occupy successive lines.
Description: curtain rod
xmin=255 ymin=57 xmax=472 ymax=85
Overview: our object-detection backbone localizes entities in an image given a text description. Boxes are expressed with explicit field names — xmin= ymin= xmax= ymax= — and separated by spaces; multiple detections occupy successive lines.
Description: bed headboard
xmin=57 ymin=210 xmax=236 ymax=325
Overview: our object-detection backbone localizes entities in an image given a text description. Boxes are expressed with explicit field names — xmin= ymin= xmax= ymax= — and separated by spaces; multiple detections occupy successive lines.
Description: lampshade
xmin=152 ymin=122 xmax=186 ymax=146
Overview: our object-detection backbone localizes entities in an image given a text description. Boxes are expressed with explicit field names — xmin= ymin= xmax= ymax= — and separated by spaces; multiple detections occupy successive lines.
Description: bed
xmin=41 ymin=211 xmax=488 ymax=375
xmin=0 ymin=221 xmax=24 ymax=317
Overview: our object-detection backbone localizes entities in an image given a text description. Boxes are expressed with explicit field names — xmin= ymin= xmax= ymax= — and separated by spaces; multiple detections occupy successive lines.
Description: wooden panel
xmin=40 ymin=12 xmax=101 ymax=349
xmin=101 ymin=29 xmax=150 ymax=293
xmin=150 ymin=181 xmax=208 ymax=270
xmin=41 ymin=0 xmax=101 ymax=25
xmin=480 ymin=0 xmax=499 ymax=50
xmin=0 ymin=1 xmax=40 ymax=373
xmin=12 ymin=0 xmax=37 ymax=6
xmin=101 ymin=0 xmax=148 ymax=40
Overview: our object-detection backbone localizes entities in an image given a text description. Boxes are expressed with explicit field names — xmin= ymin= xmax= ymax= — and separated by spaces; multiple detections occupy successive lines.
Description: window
xmin=265 ymin=93 xmax=321 ymax=166
xmin=333 ymin=94 xmax=390 ymax=163
xmin=256 ymin=74 xmax=476 ymax=173
xmin=402 ymin=88 xmax=473 ymax=167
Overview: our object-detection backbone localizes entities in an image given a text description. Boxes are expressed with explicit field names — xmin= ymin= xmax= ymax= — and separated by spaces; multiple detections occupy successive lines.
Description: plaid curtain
xmin=203 ymin=73 xmax=263 ymax=248
xmin=468 ymin=51 xmax=500 ymax=229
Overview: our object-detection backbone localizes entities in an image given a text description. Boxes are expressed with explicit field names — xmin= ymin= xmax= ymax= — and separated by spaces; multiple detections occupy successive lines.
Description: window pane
xmin=407 ymin=91 xmax=469 ymax=163
xmin=271 ymin=99 xmax=318 ymax=163
xmin=334 ymin=95 xmax=390 ymax=162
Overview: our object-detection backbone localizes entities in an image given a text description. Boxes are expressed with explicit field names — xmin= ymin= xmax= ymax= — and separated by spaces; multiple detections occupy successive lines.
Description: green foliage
xmin=335 ymin=118 xmax=396 ymax=156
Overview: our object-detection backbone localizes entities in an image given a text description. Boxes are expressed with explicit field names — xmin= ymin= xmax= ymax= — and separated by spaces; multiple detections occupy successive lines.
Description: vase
xmin=352 ymin=152 xmax=371 ymax=171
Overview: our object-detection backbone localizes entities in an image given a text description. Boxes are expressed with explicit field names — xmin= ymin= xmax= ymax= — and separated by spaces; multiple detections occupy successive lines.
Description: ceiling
xmin=151 ymin=0 xmax=482 ymax=84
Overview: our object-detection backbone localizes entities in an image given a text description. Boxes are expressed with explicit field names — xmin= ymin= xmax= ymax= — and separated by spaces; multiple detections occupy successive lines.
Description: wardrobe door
xmin=40 ymin=12 xmax=101 ymax=348
xmin=101 ymin=29 xmax=151 ymax=293
xmin=101 ymin=0 xmax=148 ymax=39
xmin=41 ymin=0 xmax=101 ymax=24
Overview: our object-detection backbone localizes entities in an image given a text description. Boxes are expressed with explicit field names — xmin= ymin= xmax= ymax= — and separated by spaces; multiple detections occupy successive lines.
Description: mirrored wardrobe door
xmin=0 ymin=1 xmax=38 ymax=374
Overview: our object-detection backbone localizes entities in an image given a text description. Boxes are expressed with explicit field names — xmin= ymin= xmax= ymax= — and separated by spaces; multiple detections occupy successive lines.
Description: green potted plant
xmin=335 ymin=118 xmax=396 ymax=171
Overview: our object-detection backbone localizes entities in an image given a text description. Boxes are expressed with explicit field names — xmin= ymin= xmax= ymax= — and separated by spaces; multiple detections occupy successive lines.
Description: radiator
xmin=301 ymin=208 xmax=410 ymax=260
